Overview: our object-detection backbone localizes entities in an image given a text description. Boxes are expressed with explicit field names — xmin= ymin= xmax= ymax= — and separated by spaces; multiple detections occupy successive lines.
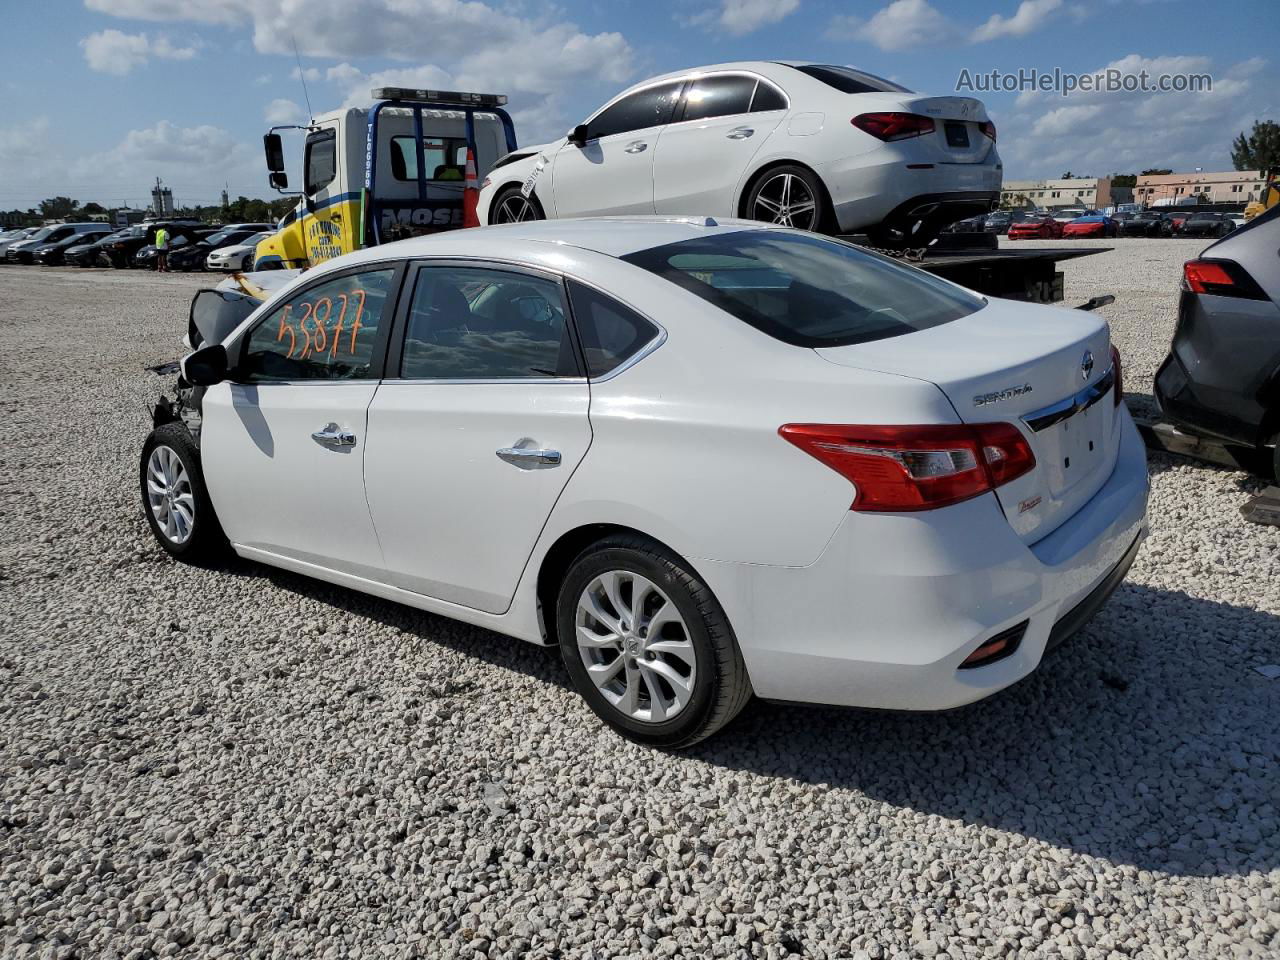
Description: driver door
xmin=551 ymin=81 xmax=684 ymax=217
xmin=201 ymin=263 xmax=405 ymax=578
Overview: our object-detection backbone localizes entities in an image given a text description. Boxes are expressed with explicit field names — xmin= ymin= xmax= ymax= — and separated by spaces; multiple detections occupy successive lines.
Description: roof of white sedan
xmin=335 ymin=217 xmax=783 ymax=268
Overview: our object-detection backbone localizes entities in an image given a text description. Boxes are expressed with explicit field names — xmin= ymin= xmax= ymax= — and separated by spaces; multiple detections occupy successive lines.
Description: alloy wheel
xmin=575 ymin=570 xmax=697 ymax=723
xmin=493 ymin=194 xmax=540 ymax=223
xmin=146 ymin=445 xmax=195 ymax=544
xmin=752 ymin=173 xmax=819 ymax=230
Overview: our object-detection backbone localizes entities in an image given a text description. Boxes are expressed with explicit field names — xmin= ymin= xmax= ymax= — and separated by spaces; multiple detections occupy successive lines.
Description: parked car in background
xmin=1062 ymin=214 xmax=1118 ymax=239
xmin=32 ymin=224 xmax=114 ymax=265
xmin=134 ymin=228 xmax=219 ymax=269
xmin=984 ymin=211 xmax=1032 ymax=235
xmin=1226 ymin=212 xmax=1249 ymax=230
xmin=143 ymin=218 xmax=1146 ymax=747
xmin=64 ymin=228 xmax=129 ymax=267
xmin=166 ymin=225 xmax=274 ymax=272
xmin=480 ymin=61 xmax=1002 ymax=247
xmin=1179 ymin=212 xmax=1235 ymax=239
xmin=0 ymin=227 xmax=39 ymax=259
xmin=1007 ymin=214 xmax=1063 ymax=239
xmin=205 ymin=232 xmax=274 ymax=272
xmin=942 ymin=215 xmax=987 ymax=234
xmin=6 ymin=223 xmax=110 ymax=264
xmin=1167 ymin=213 xmax=1191 ymax=234
xmin=1050 ymin=207 xmax=1093 ymax=223
xmin=1155 ymin=205 xmax=1280 ymax=480
xmin=1118 ymin=210 xmax=1171 ymax=237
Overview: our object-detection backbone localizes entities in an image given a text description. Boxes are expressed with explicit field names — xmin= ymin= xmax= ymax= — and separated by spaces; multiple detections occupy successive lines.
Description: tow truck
xmin=246 ymin=86 xmax=1103 ymax=306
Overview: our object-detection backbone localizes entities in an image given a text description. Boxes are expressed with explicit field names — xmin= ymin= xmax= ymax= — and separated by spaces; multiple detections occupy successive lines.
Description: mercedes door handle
xmin=726 ymin=127 xmax=755 ymax=140
xmin=496 ymin=447 xmax=562 ymax=468
xmin=623 ymin=141 xmax=648 ymax=154
xmin=312 ymin=424 xmax=356 ymax=447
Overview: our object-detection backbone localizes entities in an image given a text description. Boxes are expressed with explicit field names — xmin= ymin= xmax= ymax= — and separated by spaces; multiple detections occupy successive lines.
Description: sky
xmin=1 ymin=0 xmax=1276 ymax=210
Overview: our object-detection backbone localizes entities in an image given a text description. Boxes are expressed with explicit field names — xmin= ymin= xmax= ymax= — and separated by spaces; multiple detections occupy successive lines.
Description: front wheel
xmin=744 ymin=165 xmax=828 ymax=232
xmin=556 ymin=535 xmax=752 ymax=748
xmin=489 ymin=185 xmax=545 ymax=225
xmin=140 ymin=423 xmax=226 ymax=564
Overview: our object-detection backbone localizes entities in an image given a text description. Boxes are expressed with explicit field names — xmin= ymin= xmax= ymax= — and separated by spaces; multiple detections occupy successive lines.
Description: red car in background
xmin=1062 ymin=214 xmax=1119 ymax=238
xmin=1007 ymin=214 xmax=1064 ymax=239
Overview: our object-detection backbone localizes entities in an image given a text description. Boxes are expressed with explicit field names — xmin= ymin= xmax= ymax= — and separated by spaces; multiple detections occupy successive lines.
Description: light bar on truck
xmin=372 ymin=87 xmax=508 ymax=107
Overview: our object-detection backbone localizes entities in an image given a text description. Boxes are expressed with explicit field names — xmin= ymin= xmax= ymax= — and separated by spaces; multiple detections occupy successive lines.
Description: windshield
xmin=622 ymin=230 xmax=983 ymax=348
xmin=790 ymin=64 xmax=913 ymax=94
xmin=241 ymin=233 xmax=269 ymax=246
xmin=26 ymin=227 xmax=56 ymax=242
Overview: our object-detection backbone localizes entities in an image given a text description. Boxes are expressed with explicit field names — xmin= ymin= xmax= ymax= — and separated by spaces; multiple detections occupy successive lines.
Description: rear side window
xmin=587 ymin=82 xmax=683 ymax=140
xmin=622 ymin=230 xmax=982 ymax=348
xmin=790 ymin=64 xmax=912 ymax=94
xmin=750 ymin=81 xmax=788 ymax=112
xmin=680 ymin=75 xmax=755 ymax=122
xmin=567 ymin=281 xmax=659 ymax=378
xmin=304 ymin=130 xmax=337 ymax=194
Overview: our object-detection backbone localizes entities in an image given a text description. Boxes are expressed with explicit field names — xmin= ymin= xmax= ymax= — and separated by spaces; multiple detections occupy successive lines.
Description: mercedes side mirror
xmin=269 ymin=170 xmax=289 ymax=190
xmin=569 ymin=124 xmax=589 ymax=148
xmin=264 ymin=133 xmax=286 ymax=172
xmin=181 ymin=343 xmax=228 ymax=387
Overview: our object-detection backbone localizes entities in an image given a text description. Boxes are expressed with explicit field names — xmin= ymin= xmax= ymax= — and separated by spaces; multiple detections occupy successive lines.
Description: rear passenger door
xmin=652 ymin=73 xmax=788 ymax=217
xmin=362 ymin=263 xmax=592 ymax=614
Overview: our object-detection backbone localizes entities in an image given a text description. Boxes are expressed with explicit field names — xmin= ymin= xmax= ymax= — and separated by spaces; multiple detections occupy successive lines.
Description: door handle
xmin=726 ymin=127 xmax=755 ymax=140
xmin=312 ymin=423 xmax=356 ymax=447
xmin=623 ymin=141 xmax=648 ymax=154
xmin=496 ymin=447 xmax=562 ymax=468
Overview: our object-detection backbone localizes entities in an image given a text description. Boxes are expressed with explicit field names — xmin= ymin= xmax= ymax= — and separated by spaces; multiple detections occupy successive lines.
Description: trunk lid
xmin=901 ymin=96 xmax=994 ymax=164
xmin=815 ymin=299 xmax=1119 ymax=543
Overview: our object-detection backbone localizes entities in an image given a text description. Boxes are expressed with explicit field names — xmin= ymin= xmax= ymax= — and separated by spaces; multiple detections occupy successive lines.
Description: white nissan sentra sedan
xmin=479 ymin=62 xmax=1002 ymax=246
xmin=141 ymin=218 xmax=1148 ymax=747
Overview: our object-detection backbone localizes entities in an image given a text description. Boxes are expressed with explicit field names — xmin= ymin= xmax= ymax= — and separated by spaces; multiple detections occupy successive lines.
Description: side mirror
xmin=568 ymin=124 xmax=589 ymax=148
xmin=181 ymin=344 xmax=228 ymax=387
xmin=264 ymin=133 xmax=286 ymax=173
xmin=269 ymin=170 xmax=289 ymax=190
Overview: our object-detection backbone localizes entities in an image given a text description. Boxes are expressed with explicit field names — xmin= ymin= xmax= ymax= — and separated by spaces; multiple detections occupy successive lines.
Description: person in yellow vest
xmin=154 ymin=226 xmax=169 ymax=273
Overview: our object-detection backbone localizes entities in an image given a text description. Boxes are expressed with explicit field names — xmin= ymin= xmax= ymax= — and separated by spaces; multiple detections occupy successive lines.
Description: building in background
xmin=1135 ymin=170 xmax=1264 ymax=206
xmin=1000 ymin=177 xmax=1128 ymax=210
xmin=150 ymin=178 xmax=175 ymax=218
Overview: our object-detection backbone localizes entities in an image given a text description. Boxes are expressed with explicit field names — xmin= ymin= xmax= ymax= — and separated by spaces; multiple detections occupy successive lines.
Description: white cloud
xmin=861 ymin=0 xmax=959 ymax=51
xmin=693 ymin=0 xmax=801 ymax=36
xmin=325 ymin=62 xmax=364 ymax=86
xmin=290 ymin=65 xmax=323 ymax=83
xmin=824 ymin=13 xmax=862 ymax=41
xmin=1030 ymin=104 xmax=1103 ymax=138
xmin=264 ymin=98 xmax=306 ymax=125
xmin=79 ymin=29 xmax=197 ymax=75
xmin=83 ymin=0 xmax=247 ymax=25
xmin=971 ymin=0 xmax=1062 ymax=43
xmin=254 ymin=73 xmax=273 ymax=85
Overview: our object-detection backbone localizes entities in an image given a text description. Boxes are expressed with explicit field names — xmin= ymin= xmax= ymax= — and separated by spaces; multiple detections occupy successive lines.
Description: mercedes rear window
xmin=621 ymin=230 xmax=982 ymax=348
xmin=788 ymin=64 xmax=912 ymax=95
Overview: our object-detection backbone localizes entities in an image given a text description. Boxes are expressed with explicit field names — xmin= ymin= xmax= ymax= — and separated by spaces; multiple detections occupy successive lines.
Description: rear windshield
xmin=621 ymin=230 xmax=983 ymax=348
xmin=788 ymin=64 xmax=913 ymax=95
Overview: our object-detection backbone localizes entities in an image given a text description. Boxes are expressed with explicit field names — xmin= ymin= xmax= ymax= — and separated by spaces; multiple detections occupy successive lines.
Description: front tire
xmin=140 ymin=423 xmax=226 ymax=564
xmin=556 ymin=535 xmax=752 ymax=748
xmin=489 ymin=185 xmax=545 ymax=225
xmin=744 ymin=165 xmax=829 ymax=233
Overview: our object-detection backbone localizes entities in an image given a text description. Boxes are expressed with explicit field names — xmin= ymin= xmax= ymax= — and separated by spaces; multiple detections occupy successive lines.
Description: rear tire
xmin=139 ymin=423 xmax=227 ymax=564
xmin=555 ymin=535 xmax=752 ymax=748
xmin=489 ymin=185 xmax=545 ymax=225
xmin=744 ymin=165 xmax=829 ymax=233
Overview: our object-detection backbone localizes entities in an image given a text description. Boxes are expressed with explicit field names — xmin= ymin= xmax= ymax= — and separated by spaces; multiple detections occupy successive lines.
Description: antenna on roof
xmin=292 ymin=35 xmax=314 ymax=125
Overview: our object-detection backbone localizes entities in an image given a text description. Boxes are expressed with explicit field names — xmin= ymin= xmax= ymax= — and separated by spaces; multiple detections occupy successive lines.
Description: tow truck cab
xmin=255 ymin=88 xmax=516 ymax=270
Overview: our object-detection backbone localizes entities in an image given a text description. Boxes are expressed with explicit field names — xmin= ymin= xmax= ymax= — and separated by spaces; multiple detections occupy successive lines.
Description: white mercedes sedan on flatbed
xmin=141 ymin=217 xmax=1147 ymax=747
xmin=479 ymin=62 xmax=1002 ymax=246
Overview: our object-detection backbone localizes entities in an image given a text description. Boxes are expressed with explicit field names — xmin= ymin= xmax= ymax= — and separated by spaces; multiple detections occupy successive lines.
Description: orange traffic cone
xmin=463 ymin=147 xmax=480 ymax=228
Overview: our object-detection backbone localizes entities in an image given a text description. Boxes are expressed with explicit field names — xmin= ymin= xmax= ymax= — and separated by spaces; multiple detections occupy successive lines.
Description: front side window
xmin=680 ymin=75 xmax=755 ymax=122
xmin=239 ymin=268 xmax=396 ymax=382
xmin=622 ymin=230 xmax=984 ymax=348
xmin=586 ymin=82 xmax=683 ymax=141
xmin=401 ymin=267 xmax=576 ymax=379
xmin=567 ymin=281 xmax=659 ymax=378
xmin=304 ymin=130 xmax=337 ymax=194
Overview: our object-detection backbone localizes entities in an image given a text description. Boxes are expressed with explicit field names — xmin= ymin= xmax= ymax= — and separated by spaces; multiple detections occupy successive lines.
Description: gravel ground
xmin=1 ymin=247 xmax=1277 ymax=960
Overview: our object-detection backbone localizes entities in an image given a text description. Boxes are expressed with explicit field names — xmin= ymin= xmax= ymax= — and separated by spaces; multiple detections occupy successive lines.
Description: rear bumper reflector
xmin=959 ymin=620 xmax=1028 ymax=668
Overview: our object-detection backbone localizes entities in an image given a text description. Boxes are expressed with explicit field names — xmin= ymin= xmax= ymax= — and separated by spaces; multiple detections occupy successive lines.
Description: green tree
xmin=39 ymin=196 xmax=80 ymax=219
xmin=1140 ymin=168 xmax=1172 ymax=176
xmin=1231 ymin=120 xmax=1280 ymax=179
xmin=1110 ymin=173 xmax=1136 ymax=188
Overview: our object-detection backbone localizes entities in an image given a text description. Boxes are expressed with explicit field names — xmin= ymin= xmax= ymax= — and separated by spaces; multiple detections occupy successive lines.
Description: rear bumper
xmin=700 ymin=407 xmax=1149 ymax=710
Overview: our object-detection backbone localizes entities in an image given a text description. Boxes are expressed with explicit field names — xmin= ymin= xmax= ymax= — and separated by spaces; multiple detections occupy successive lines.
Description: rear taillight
xmin=978 ymin=120 xmax=997 ymax=141
xmin=851 ymin=112 xmax=935 ymax=141
xmin=779 ymin=423 xmax=1035 ymax=512
xmin=1110 ymin=345 xmax=1123 ymax=407
xmin=1182 ymin=258 xmax=1267 ymax=300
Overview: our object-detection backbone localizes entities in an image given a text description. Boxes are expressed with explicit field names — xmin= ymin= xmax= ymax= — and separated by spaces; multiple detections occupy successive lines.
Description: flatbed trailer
xmin=841 ymin=231 xmax=1107 ymax=303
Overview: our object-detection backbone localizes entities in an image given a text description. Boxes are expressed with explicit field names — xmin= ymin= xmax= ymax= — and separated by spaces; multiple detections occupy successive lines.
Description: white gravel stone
xmin=1 ymin=249 xmax=1277 ymax=960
